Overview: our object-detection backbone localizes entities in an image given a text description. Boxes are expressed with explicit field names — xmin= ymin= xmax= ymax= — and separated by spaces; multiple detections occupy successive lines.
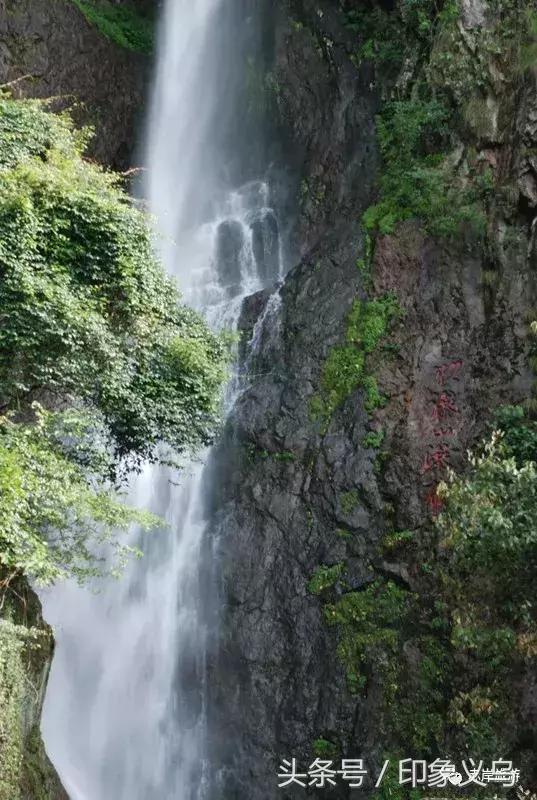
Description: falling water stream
xmin=40 ymin=1 xmax=282 ymax=797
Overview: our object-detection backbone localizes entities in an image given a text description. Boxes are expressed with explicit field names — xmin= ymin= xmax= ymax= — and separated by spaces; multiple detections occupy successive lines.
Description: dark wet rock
xmin=251 ymin=210 xmax=280 ymax=285
xmin=0 ymin=0 xmax=149 ymax=168
xmin=205 ymin=6 xmax=382 ymax=796
xmin=217 ymin=219 xmax=245 ymax=298
xmin=2 ymin=577 xmax=68 ymax=800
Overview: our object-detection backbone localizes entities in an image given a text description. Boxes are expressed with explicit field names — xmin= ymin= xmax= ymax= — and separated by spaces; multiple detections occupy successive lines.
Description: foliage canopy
xmin=0 ymin=97 xmax=226 ymax=469
xmin=0 ymin=410 xmax=159 ymax=585
xmin=0 ymin=97 xmax=226 ymax=584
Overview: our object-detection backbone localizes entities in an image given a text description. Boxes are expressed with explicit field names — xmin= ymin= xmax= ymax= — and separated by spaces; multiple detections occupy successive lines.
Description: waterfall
xmin=40 ymin=1 xmax=282 ymax=798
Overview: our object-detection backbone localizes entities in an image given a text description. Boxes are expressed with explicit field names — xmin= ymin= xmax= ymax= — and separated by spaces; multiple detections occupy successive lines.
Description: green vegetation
xmin=70 ymin=0 xmax=154 ymax=54
xmin=0 ymin=410 xmax=158 ymax=585
xmin=349 ymin=0 xmax=524 ymax=244
xmin=371 ymin=758 xmax=422 ymax=800
xmin=381 ymin=530 xmax=414 ymax=552
xmin=0 ymin=98 xmax=226 ymax=470
xmin=343 ymin=0 xmax=459 ymax=75
xmin=300 ymin=177 xmax=326 ymax=211
xmin=433 ymin=415 xmax=536 ymax=758
xmin=428 ymin=0 xmax=524 ymax=102
xmin=492 ymin=404 xmax=537 ymax=464
xmin=520 ymin=9 xmax=537 ymax=71
xmin=364 ymin=100 xmax=488 ymax=237
xmin=437 ymin=430 xmax=537 ymax=578
xmin=312 ymin=738 xmax=339 ymax=759
xmin=310 ymin=294 xmax=400 ymax=423
xmin=0 ymin=617 xmax=51 ymax=800
xmin=307 ymin=563 xmax=344 ymax=596
xmin=340 ymin=489 xmax=359 ymax=515
xmin=362 ymin=375 xmax=386 ymax=412
xmin=19 ymin=727 xmax=60 ymax=800
xmin=325 ymin=580 xmax=411 ymax=696
xmin=0 ymin=96 xmax=226 ymax=588
xmin=273 ymin=451 xmax=296 ymax=463
xmin=363 ymin=429 xmax=384 ymax=449
xmin=246 ymin=444 xmax=295 ymax=462
xmin=0 ymin=621 xmax=26 ymax=800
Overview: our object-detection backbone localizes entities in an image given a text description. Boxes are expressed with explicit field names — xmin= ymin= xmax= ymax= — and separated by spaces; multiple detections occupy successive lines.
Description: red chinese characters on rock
xmin=424 ymin=486 xmax=444 ymax=516
xmin=435 ymin=359 xmax=462 ymax=387
xmin=431 ymin=393 xmax=458 ymax=422
xmin=421 ymin=444 xmax=450 ymax=475
xmin=433 ymin=427 xmax=456 ymax=438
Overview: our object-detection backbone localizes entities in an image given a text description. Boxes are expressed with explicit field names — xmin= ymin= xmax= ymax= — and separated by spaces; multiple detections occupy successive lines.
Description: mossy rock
xmin=19 ymin=728 xmax=67 ymax=800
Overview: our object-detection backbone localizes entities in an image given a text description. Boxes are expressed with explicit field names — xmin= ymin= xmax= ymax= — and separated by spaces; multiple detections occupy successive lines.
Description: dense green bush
xmin=0 ymin=410 xmax=158 ymax=585
xmin=325 ymin=580 xmax=411 ymax=695
xmin=0 ymin=97 xmax=226 ymax=584
xmin=307 ymin=563 xmax=344 ymax=595
xmin=0 ymin=621 xmax=27 ymax=800
xmin=492 ymin=404 xmax=537 ymax=464
xmin=0 ymin=98 xmax=226 ymax=469
xmin=438 ymin=430 xmax=537 ymax=578
xmin=364 ymin=100 xmax=487 ymax=237
xmin=0 ymin=102 xmax=81 ymax=169
xmin=70 ymin=0 xmax=154 ymax=54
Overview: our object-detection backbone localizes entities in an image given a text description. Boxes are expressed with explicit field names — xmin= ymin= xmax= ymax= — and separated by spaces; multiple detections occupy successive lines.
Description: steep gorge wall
xmin=206 ymin=5 xmax=383 ymax=793
xmin=207 ymin=0 xmax=537 ymax=796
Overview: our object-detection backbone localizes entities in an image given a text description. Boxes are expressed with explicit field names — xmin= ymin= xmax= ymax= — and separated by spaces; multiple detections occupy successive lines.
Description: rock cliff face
xmin=0 ymin=0 xmax=149 ymax=167
xmin=206 ymin=7 xmax=383 ymax=794
xmin=2 ymin=582 xmax=69 ymax=800
xmin=206 ymin=0 xmax=537 ymax=796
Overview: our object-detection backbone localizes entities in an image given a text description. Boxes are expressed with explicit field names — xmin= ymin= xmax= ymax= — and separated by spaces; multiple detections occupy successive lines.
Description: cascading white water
xmin=40 ymin=1 xmax=282 ymax=798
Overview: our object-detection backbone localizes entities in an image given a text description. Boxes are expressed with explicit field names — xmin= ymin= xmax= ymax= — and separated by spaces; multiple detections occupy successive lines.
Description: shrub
xmin=363 ymin=429 xmax=385 ymax=449
xmin=437 ymin=431 xmax=537 ymax=576
xmin=312 ymin=738 xmax=339 ymax=759
xmin=492 ymin=404 xmax=537 ymax=465
xmin=364 ymin=100 xmax=487 ymax=237
xmin=307 ymin=563 xmax=344 ymax=595
xmin=0 ymin=97 xmax=227 ymax=470
xmin=325 ymin=580 xmax=411 ymax=694
xmin=0 ymin=621 xmax=26 ymax=800
xmin=70 ymin=0 xmax=154 ymax=54
xmin=0 ymin=411 xmax=158 ymax=585
xmin=0 ymin=97 xmax=227 ymax=584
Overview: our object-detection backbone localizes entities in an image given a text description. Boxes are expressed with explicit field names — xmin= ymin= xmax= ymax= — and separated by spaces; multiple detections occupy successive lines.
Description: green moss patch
xmin=70 ymin=0 xmax=154 ymax=54
xmin=310 ymin=294 xmax=400 ymax=423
